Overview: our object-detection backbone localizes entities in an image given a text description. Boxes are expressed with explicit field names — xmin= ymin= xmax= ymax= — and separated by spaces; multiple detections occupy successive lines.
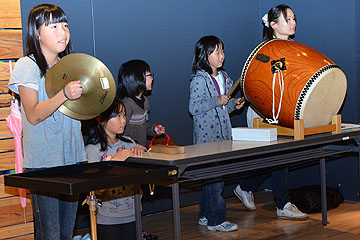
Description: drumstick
xmin=226 ymin=77 xmax=245 ymax=105
xmin=227 ymin=76 xmax=241 ymax=97
xmin=236 ymin=96 xmax=245 ymax=105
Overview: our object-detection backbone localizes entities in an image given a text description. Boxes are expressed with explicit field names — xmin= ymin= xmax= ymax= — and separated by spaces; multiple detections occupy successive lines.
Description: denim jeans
xmin=240 ymin=168 xmax=289 ymax=209
xmin=25 ymin=168 xmax=79 ymax=240
xmin=198 ymin=180 xmax=226 ymax=226
xmin=31 ymin=191 xmax=78 ymax=240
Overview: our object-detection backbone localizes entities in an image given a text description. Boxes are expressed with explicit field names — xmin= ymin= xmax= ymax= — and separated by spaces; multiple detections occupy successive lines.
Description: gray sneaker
xmin=276 ymin=202 xmax=308 ymax=220
xmin=207 ymin=221 xmax=238 ymax=232
xmin=198 ymin=216 xmax=208 ymax=226
xmin=233 ymin=184 xmax=256 ymax=210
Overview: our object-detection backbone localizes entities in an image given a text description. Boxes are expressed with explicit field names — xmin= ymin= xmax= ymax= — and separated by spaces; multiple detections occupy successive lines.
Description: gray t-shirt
xmin=8 ymin=56 xmax=86 ymax=168
xmin=85 ymin=136 xmax=137 ymax=225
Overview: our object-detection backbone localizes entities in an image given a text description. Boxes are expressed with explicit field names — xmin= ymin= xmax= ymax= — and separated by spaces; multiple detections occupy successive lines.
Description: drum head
xmin=297 ymin=67 xmax=347 ymax=127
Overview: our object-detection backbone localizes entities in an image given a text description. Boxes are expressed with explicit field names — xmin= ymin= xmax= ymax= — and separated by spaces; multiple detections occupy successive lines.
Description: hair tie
xmin=63 ymin=86 xmax=70 ymax=100
xmin=262 ymin=13 xmax=269 ymax=27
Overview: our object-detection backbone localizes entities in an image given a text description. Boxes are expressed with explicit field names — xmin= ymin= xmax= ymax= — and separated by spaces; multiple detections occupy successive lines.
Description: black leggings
xmin=97 ymin=221 xmax=136 ymax=240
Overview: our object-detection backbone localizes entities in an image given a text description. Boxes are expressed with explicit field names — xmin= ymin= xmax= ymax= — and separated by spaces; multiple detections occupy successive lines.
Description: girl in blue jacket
xmin=189 ymin=35 xmax=244 ymax=232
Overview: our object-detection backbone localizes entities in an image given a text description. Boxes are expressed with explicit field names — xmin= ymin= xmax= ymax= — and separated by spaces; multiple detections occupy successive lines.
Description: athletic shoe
xmin=233 ymin=184 xmax=256 ymax=210
xmin=142 ymin=231 xmax=158 ymax=240
xmin=276 ymin=202 xmax=308 ymax=220
xmin=207 ymin=221 xmax=238 ymax=232
xmin=198 ymin=216 xmax=208 ymax=226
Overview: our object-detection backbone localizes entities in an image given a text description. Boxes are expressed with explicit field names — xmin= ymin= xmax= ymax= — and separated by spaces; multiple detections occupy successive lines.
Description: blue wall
xmin=19 ymin=0 xmax=360 ymax=229
xmin=21 ymin=0 xmax=359 ymax=146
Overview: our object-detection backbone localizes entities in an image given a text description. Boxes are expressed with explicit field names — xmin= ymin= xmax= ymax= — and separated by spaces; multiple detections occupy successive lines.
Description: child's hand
xmin=155 ymin=124 xmax=165 ymax=135
xmin=234 ymin=98 xmax=245 ymax=110
xmin=112 ymin=149 xmax=134 ymax=161
xmin=130 ymin=147 xmax=143 ymax=156
xmin=218 ymin=95 xmax=229 ymax=107
xmin=64 ymin=80 xmax=82 ymax=100
xmin=136 ymin=143 xmax=148 ymax=152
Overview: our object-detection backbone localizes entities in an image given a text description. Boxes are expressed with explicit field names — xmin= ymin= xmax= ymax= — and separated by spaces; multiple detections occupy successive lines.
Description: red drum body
xmin=240 ymin=39 xmax=347 ymax=128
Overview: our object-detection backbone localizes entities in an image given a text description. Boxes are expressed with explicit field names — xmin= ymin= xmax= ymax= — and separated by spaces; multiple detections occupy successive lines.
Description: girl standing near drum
xmin=189 ymin=35 xmax=244 ymax=232
xmin=234 ymin=4 xmax=308 ymax=220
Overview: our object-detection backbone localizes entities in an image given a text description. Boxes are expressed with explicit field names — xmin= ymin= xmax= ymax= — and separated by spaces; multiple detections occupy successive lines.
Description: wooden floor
xmin=142 ymin=191 xmax=360 ymax=240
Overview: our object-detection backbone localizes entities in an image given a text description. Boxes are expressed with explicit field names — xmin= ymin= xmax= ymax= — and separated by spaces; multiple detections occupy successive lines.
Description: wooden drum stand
xmin=253 ymin=114 xmax=342 ymax=140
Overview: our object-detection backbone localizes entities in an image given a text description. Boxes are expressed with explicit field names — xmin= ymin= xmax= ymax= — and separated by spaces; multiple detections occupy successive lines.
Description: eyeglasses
xmin=145 ymin=73 xmax=154 ymax=78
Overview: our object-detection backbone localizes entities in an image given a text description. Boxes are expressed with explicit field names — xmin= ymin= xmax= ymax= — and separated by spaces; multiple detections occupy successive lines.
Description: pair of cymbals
xmin=45 ymin=53 xmax=116 ymax=120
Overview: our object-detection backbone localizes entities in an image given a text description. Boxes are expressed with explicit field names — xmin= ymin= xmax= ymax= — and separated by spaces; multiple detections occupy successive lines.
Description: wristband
xmin=63 ymin=86 xmax=70 ymax=100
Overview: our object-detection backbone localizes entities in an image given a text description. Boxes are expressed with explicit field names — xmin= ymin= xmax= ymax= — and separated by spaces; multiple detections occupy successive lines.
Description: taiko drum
xmin=240 ymin=39 xmax=347 ymax=128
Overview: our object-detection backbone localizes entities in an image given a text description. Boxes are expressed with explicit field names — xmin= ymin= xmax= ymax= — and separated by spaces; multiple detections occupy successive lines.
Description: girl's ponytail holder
xmin=262 ymin=13 xmax=269 ymax=27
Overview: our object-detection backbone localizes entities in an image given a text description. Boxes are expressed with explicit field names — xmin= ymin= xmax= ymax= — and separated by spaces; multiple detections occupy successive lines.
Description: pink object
xmin=6 ymin=61 xmax=27 ymax=208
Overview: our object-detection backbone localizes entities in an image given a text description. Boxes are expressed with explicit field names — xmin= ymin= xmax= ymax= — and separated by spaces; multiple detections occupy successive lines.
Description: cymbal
xmin=45 ymin=53 xmax=116 ymax=120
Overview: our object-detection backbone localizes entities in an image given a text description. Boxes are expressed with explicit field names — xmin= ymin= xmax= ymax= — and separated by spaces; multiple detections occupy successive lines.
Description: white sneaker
xmin=233 ymin=184 xmax=256 ymax=210
xmin=198 ymin=216 xmax=208 ymax=226
xmin=207 ymin=221 xmax=238 ymax=232
xmin=276 ymin=202 xmax=308 ymax=220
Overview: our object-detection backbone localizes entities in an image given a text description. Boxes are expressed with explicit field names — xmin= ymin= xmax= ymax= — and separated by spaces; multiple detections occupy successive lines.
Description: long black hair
xmin=263 ymin=4 xmax=296 ymax=41
xmin=117 ymin=60 xmax=150 ymax=99
xmin=86 ymin=99 xmax=131 ymax=152
xmin=25 ymin=4 xmax=74 ymax=77
xmin=192 ymin=35 xmax=224 ymax=75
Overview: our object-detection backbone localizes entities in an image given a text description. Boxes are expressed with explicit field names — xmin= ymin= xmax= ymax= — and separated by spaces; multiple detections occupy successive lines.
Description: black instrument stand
xmin=4 ymin=161 xmax=178 ymax=240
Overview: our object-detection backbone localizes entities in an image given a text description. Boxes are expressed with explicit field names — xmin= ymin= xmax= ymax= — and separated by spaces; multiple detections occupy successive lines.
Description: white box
xmin=232 ymin=127 xmax=277 ymax=141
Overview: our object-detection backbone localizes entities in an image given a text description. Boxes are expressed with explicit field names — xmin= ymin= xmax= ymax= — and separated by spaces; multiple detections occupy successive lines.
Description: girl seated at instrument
xmin=85 ymin=99 xmax=157 ymax=240
xmin=117 ymin=60 xmax=165 ymax=150
xmin=189 ymin=35 xmax=244 ymax=232
xmin=234 ymin=4 xmax=308 ymax=221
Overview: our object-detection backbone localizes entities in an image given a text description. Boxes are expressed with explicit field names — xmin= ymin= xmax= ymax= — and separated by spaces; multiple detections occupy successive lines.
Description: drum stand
xmin=253 ymin=114 xmax=342 ymax=140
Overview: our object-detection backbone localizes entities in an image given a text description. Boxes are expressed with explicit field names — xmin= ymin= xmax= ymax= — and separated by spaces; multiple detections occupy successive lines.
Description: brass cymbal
xmin=45 ymin=53 xmax=116 ymax=120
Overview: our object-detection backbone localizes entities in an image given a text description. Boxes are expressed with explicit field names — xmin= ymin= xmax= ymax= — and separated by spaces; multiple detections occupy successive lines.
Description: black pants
xmin=97 ymin=221 xmax=136 ymax=240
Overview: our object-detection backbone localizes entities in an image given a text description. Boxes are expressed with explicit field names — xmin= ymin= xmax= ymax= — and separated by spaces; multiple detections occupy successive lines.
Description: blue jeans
xmin=31 ymin=191 xmax=78 ymax=240
xmin=199 ymin=180 xmax=226 ymax=226
xmin=25 ymin=169 xmax=79 ymax=240
xmin=240 ymin=168 xmax=289 ymax=209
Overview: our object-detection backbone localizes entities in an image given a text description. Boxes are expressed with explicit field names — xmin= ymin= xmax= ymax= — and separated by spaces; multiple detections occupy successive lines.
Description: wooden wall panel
xmin=10 ymin=235 xmax=34 ymax=240
xmin=0 ymin=93 xmax=12 ymax=107
xmin=0 ymin=61 xmax=15 ymax=81
xmin=0 ymin=138 xmax=15 ymax=152
xmin=0 ymin=81 xmax=10 ymax=94
xmin=0 ymin=175 xmax=18 ymax=197
xmin=0 ymin=152 xmax=15 ymax=171
xmin=0 ymin=196 xmax=33 ymax=228
xmin=0 ymin=0 xmax=21 ymax=29
xmin=0 ymin=222 xmax=34 ymax=239
xmin=0 ymin=30 xmax=23 ymax=60
xmin=0 ymin=120 xmax=13 ymax=137
xmin=0 ymin=107 xmax=11 ymax=120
